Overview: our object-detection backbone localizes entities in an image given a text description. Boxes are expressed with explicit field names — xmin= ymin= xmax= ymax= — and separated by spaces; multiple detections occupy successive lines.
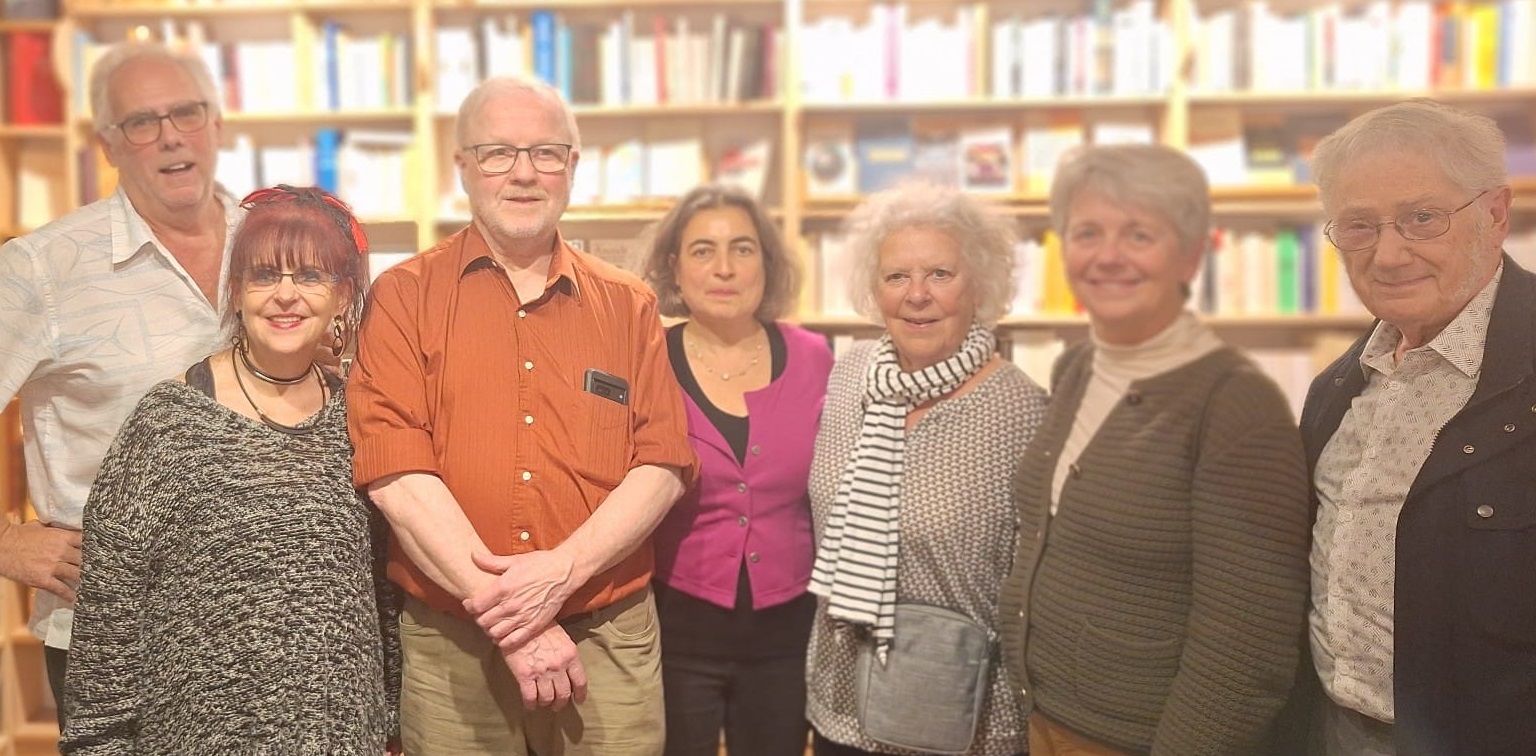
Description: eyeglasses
xmin=245 ymin=267 xmax=342 ymax=292
xmin=1325 ymin=191 xmax=1488 ymax=252
xmin=463 ymin=143 xmax=573 ymax=175
xmin=113 ymin=101 xmax=210 ymax=146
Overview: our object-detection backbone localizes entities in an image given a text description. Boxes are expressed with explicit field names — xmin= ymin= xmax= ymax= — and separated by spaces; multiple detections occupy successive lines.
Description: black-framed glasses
xmin=246 ymin=267 xmax=342 ymax=293
xmin=1325 ymin=191 xmax=1488 ymax=252
xmin=463 ymin=143 xmax=573 ymax=175
xmin=113 ymin=101 xmax=211 ymax=146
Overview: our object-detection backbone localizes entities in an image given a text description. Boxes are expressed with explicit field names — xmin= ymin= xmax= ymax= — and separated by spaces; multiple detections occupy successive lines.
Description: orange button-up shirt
xmin=348 ymin=225 xmax=698 ymax=618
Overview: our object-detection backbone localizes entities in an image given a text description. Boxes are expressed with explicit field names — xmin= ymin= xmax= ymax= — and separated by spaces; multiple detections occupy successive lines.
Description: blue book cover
xmin=531 ymin=10 xmax=557 ymax=86
xmin=854 ymin=117 xmax=915 ymax=195
xmin=315 ymin=128 xmax=341 ymax=194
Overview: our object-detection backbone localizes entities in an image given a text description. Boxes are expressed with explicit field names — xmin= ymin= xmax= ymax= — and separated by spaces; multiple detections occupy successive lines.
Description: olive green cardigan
xmin=998 ymin=344 xmax=1312 ymax=755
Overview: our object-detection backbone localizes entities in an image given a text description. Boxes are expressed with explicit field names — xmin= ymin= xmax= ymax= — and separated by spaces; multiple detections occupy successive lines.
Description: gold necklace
xmin=686 ymin=329 xmax=766 ymax=382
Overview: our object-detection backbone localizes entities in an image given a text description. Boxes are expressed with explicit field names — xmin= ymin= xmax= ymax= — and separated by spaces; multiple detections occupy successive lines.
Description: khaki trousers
xmin=399 ymin=587 xmax=664 ymax=756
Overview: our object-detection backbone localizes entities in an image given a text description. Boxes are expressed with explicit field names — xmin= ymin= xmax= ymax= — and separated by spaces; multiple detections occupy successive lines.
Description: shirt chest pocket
xmin=576 ymin=383 xmax=633 ymax=487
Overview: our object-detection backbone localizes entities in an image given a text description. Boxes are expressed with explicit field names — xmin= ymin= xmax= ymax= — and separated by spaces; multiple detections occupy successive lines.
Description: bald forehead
xmin=457 ymin=85 xmax=571 ymax=146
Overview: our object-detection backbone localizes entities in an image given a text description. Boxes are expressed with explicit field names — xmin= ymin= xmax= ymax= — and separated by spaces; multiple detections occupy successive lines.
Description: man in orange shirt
xmin=348 ymin=76 xmax=698 ymax=755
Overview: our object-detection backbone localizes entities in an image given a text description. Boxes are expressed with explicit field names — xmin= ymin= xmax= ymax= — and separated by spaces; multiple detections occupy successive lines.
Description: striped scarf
xmin=810 ymin=323 xmax=996 ymax=647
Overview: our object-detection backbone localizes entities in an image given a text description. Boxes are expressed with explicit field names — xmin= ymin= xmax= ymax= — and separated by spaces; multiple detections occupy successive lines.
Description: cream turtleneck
xmin=1050 ymin=311 xmax=1225 ymax=513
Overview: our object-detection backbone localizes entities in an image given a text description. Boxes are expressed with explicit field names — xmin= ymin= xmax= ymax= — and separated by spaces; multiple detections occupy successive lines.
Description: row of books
xmin=803 ymin=115 xmax=1157 ymax=198
xmin=799 ymin=1 xmax=1172 ymax=102
xmin=1188 ymin=106 xmax=1536 ymax=187
xmin=3 ymin=31 xmax=64 ymax=124
xmin=436 ymin=11 xmax=777 ymax=112
xmin=437 ymin=131 xmax=772 ymax=218
xmin=69 ymin=21 xmax=413 ymax=116
xmin=1192 ymin=0 xmax=1536 ymax=93
xmin=214 ymin=130 xmax=414 ymax=219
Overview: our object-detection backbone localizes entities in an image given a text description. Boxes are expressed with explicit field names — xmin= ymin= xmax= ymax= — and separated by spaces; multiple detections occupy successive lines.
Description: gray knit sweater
xmin=997 ymin=343 xmax=1311 ymax=756
xmin=61 ymin=372 xmax=399 ymax=755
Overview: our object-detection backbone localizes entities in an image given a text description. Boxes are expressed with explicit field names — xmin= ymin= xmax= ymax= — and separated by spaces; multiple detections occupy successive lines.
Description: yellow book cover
xmin=1039 ymin=229 xmax=1078 ymax=314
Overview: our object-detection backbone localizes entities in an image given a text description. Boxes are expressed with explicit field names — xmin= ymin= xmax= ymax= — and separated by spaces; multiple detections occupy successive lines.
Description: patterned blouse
xmin=807 ymin=341 xmax=1048 ymax=755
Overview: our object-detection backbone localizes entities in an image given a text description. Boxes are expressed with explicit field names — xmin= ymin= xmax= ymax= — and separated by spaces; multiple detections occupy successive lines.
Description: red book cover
xmin=6 ymin=32 xmax=65 ymax=125
xmin=653 ymin=14 xmax=668 ymax=104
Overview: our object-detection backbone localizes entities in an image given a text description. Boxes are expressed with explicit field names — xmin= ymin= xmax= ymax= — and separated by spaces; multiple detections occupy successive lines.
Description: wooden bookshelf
xmin=4 ymin=1 xmax=1536 ymax=749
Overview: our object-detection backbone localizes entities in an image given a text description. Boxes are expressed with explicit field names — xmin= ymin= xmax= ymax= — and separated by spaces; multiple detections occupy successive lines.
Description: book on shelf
xmin=959 ymin=125 xmax=1013 ymax=194
xmin=643 ymin=120 xmax=705 ymax=198
xmin=803 ymin=126 xmax=857 ymax=198
xmin=715 ymin=138 xmax=772 ymax=200
xmin=6 ymin=30 xmax=64 ymax=124
xmin=579 ymin=237 xmax=648 ymax=273
xmin=1020 ymin=111 xmax=1083 ymax=195
xmin=17 ymin=149 xmax=66 ymax=230
xmin=910 ymin=128 xmax=962 ymax=190
xmin=811 ymin=231 xmax=858 ymax=319
xmin=854 ymin=117 xmax=915 ymax=195
xmin=602 ymin=139 xmax=645 ymax=203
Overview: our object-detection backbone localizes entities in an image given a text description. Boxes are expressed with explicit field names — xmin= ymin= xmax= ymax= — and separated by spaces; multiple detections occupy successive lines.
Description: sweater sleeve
xmin=1151 ymin=369 xmax=1313 ymax=756
xmin=59 ymin=394 xmax=164 ymax=756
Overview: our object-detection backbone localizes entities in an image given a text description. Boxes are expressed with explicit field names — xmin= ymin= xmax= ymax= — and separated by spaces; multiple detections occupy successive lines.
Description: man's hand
xmin=465 ymin=549 xmax=578 ymax=651
xmin=0 ymin=520 xmax=82 ymax=602
xmin=503 ymin=624 xmax=589 ymax=711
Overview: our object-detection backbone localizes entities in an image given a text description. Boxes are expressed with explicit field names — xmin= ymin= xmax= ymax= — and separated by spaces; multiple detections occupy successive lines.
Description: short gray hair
xmin=1050 ymin=144 xmax=1211 ymax=256
xmin=455 ymin=76 xmax=582 ymax=150
xmin=1312 ymin=99 xmax=1507 ymax=208
xmin=89 ymin=42 xmax=221 ymax=133
xmin=842 ymin=182 xmax=1017 ymax=326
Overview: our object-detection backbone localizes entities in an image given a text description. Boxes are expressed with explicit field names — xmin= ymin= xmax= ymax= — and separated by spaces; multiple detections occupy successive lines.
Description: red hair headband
xmin=239 ymin=185 xmax=368 ymax=257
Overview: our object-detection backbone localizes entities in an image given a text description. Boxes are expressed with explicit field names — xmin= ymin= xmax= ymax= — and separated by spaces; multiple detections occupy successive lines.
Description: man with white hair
xmin=1298 ymin=99 xmax=1536 ymax=755
xmin=0 ymin=40 xmax=239 ymax=717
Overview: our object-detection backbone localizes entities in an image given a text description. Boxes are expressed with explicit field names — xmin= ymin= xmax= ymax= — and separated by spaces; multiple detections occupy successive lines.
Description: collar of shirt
xmin=1359 ymin=261 xmax=1503 ymax=381
xmin=109 ymin=184 xmax=241 ymax=266
xmin=456 ymin=224 xmax=582 ymax=304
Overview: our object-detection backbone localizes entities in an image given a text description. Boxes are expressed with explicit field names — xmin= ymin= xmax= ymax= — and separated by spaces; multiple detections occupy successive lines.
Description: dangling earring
xmin=330 ymin=317 xmax=346 ymax=358
xmin=232 ymin=314 xmax=246 ymax=350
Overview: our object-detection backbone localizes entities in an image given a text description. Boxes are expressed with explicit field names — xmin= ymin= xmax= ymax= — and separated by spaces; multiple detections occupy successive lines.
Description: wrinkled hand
xmin=503 ymin=624 xmax=589 ymax=711
xmin=0 ymin=521 xmax=82 ymax=602
xmin=465 ymin=549 xmax=575 ymax=651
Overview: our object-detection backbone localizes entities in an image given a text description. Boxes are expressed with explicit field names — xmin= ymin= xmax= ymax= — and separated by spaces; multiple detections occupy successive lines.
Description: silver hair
xmin=842 ymin=181 xmax=1018 ymax=326
xmin=1049 ymin=144 xmax=1211 ymax=257
xmin=454 ymin=76 xmax=582 ymax=150
xmin=1312 ymin=99 xmax=1507 ymax=209
xmin=89 ymin=41 xmax=221 ymax=133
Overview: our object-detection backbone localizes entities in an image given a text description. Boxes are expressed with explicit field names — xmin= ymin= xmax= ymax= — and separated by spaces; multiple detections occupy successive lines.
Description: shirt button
xmin=737 ymin=516 xmax=748 ymax=527
xmin=736 ymin=482 xmax=747 ymax=493
xmin=1332 ymin=377 xmax=1345 ymax=387
xmin=518 ymin=310 xmax=527 ymax=318
xmin=521 ymin=471 xmax=532 ymax=481
xmin=748 ymin=552 xmax=760 ymax=563
xmin=1477 ymin=504 xmax=1495 ymax=519
xmin=1504 ymin=423 xmax=1516 ymax=433
xmin=1462 ymin=444 xmax=1475 ymax=454
xmin=524 ymin=360 xmax=534 ymax=370
xmin=1126 ymin=392 xmax=1143 ymax=406
xmin=519 ymin=530 xmax=531 ymax=541
xmin=524 ymin=415 xmax=534 ymax=425
xmin=750 ymin=445 xmax=761 ymax=456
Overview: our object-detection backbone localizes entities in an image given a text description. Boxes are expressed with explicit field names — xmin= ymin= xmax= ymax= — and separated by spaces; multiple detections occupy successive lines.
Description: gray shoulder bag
xmin=854 ymin=603 xmax=993 ymax=754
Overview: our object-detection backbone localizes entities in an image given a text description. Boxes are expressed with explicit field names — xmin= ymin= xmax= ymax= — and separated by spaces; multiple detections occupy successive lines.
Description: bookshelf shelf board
xmin=0 ymin=125 xmax=66 ymax=139
xmin=433 ymin=0 xmax=781 ymax=8
xmin=1189 ymin=86 xmax=1536 ymax=107
xmin=800 ymin=95 xmax=1168 ymax=114
xmin=802 ymin=314 xmax=1375 ymax=331
xmin=13 ymin=722 xmax=58 ymax=744
xmin=69 ymin=0 xmax=412 ymax=18
xmin=434 ymin=102 xmax=782 ymax=121
xmin=224 ymin=109 xmax=415 ymax=125
xmin=0 ymin=19 xmax=57 ymax=31
xmin=803 ymin=195 xmax=1050 ymax=220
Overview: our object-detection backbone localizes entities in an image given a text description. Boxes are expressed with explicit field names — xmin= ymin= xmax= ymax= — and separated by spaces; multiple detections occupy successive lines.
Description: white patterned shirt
xmin=0 ymin=187 xmax=241 ymax=649
xmin=1309 ymin=264 xmax=1501 ymax=722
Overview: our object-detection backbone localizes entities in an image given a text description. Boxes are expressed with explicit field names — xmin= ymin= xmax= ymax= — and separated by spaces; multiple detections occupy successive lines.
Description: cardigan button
xmin=737 ymin=482 xmax=747 ymax=493
xmin=737 ymin=516 xmax=748 ymax=527
xmin=1462 ymin=444 xmax=1476 ymax=454
xmin=1477 ymin=504 xmax=1495 ymax=519
xmin=750 ymin=445 xmax=761 ymax=455
xmin=748 ymin=552 xmax=760 ymax=563
xmin=1333 ymin=377 xmax=1345 ymax=387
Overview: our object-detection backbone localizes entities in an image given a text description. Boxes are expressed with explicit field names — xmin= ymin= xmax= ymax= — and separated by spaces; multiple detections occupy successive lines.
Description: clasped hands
xmin=464 ymin=548 xmax=589 ymax=712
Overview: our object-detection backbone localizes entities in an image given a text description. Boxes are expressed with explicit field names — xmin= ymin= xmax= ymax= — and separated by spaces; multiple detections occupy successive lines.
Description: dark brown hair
xmin=640 ymin=184 xmax=800 ymax=321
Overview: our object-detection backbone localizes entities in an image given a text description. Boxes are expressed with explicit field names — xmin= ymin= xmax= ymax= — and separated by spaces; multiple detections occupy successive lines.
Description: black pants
xmin=812 ymin=730 xmax=1028 ymax=756
xmin=45 ymin=645 xmax=68 ymax=729
xmin=662 ymin=651 xmax=809 ymax=756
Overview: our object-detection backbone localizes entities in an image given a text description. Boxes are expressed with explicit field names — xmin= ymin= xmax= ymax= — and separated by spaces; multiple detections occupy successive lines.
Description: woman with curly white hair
xmin=805 ymin=182 xmax=1047 ymax=756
